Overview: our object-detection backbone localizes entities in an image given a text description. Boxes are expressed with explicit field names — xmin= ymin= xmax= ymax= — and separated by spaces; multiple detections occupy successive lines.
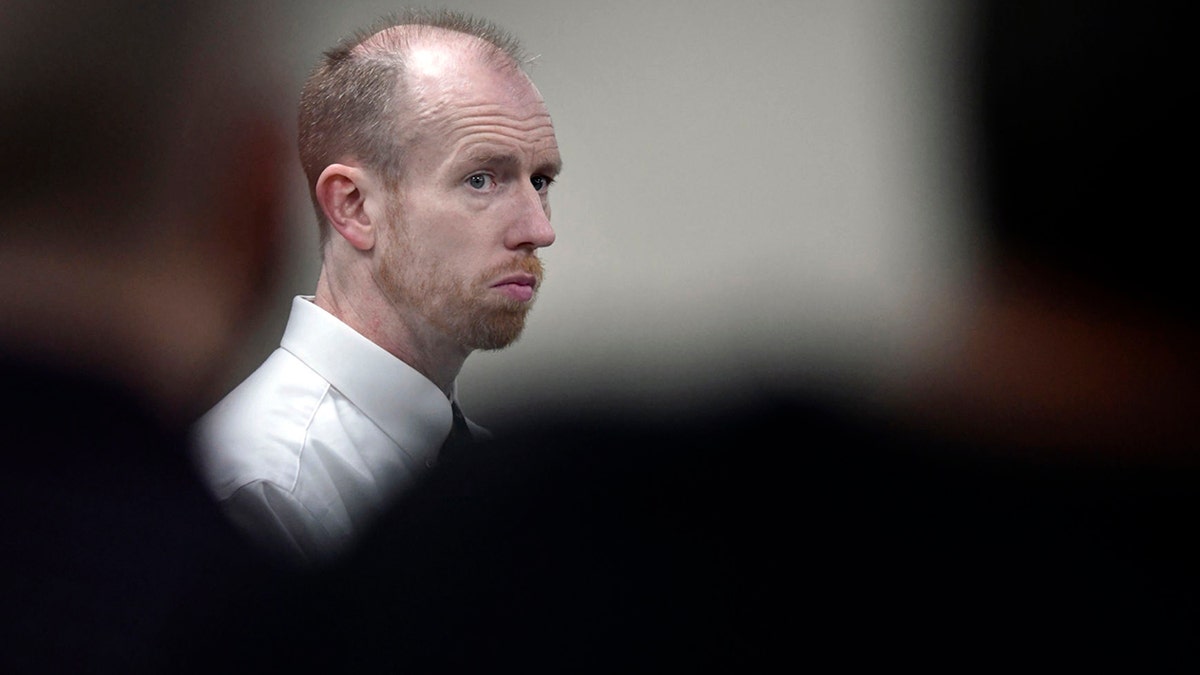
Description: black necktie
xmin=439 ymin=401 xmax=474 ymax=464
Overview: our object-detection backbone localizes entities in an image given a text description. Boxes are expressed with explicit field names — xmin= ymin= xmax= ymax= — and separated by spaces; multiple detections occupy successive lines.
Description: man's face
xmin=375 ymin=52 xmax=560 ymax=351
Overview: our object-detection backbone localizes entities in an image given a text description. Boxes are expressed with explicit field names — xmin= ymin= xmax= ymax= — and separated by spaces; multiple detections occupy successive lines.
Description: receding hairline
xmin=340 ymin=10 xmax=532 ymax=72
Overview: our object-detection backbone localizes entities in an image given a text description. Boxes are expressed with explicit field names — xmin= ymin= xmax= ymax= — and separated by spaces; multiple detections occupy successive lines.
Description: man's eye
xmin=467 ymin=174 xmax=493 ymax=190
xmin=531 ymin=175 xmax=554 ymax=192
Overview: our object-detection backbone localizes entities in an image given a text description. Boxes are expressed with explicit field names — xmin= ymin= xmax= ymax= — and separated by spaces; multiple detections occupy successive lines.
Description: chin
xmin=463 ymin=310 xmax=529 ymax=351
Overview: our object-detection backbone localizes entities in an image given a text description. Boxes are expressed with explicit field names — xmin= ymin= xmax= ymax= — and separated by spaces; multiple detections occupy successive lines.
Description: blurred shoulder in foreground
xmin=281 ymin=384 xmax=1199 ymax=670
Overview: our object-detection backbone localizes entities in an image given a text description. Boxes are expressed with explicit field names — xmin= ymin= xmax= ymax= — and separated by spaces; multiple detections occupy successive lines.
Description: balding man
xmin=194 ymin=10 xmax=562 ymax=566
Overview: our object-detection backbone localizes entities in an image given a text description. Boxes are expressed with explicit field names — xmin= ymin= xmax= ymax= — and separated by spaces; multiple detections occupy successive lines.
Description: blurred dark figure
xmin=884 ymin=0 xmax=1199 ymax=461
xmin=268 ymin=1 xmax=1198 ymax=671
xmin=1 ymin=2 xmax=294 ymax=672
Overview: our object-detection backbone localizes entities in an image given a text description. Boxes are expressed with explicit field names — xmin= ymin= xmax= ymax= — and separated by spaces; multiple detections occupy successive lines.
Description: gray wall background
xmin=233 ymin=0 xmax=981 ymax=430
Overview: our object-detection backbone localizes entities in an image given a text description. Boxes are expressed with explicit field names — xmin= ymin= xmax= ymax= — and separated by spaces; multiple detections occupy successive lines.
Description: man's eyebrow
xmin=537 ymin=156 xmax=563 ymax=178
xmin=462 ymin=148 xmax=562 ymax=176
xmin=464 ymin=148 xmax=519 ymax=169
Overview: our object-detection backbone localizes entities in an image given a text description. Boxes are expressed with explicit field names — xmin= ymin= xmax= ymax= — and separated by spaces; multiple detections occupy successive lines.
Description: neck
xmin=0 ymin=242 xmax=242 ymax=430
xmin=878 ymin=256 xmax=1200 ymax=461
xmin=313 ymin=264 xmax=468 ymax=396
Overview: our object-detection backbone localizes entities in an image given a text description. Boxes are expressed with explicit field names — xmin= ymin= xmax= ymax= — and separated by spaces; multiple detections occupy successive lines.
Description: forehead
xmin=403 ymin=46 xmax=559 ymax=167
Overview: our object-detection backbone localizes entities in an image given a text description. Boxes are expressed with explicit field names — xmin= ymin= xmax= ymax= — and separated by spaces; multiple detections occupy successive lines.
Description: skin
xmin=313 ymin=35 xmax=561 ymax=397
xmin=0 ymin=110 xmax=288 ymax=429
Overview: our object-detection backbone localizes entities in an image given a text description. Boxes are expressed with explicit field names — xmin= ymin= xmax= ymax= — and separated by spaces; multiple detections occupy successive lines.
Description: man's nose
xmin=506 ymin=184 xmax=556 ymax=250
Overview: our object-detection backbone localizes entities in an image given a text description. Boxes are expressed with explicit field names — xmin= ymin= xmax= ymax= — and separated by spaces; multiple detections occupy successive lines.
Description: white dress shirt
xmin=193 ymin=296 xmax=485 ymax=566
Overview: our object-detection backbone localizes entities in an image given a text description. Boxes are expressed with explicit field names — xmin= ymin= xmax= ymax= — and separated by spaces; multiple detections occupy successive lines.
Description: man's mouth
xmin=491 ymin=273 xmax=538 ymax=302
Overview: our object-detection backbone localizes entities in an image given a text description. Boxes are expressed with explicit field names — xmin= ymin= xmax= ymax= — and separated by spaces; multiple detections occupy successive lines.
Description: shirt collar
xmin=279 ymin=296 xmax=453 ymax=454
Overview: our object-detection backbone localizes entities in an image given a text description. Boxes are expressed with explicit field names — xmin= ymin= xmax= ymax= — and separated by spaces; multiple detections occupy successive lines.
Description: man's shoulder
xmin=193 ymin=348 xmax=332 ymax=499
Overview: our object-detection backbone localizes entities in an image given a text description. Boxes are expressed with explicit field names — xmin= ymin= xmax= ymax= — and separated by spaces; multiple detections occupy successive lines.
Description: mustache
xmin=481 ymin=255 xmax=544 ymax=286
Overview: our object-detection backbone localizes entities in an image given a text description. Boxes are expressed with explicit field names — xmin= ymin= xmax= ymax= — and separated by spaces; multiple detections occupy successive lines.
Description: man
xmin=194 ymin=10 xmax=562 ymax=566
xmin=1 ymin=1 xmax=295 ymax=672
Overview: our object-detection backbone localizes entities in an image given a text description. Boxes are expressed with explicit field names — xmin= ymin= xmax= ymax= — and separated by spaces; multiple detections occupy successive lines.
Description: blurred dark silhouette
xmin=1 ymin=2 xmax=297 ymax=672
xmin=880 ymin=0 xmax=1199 ymax=462
xmin=257 ymin=1 xmax=1199 ymax=671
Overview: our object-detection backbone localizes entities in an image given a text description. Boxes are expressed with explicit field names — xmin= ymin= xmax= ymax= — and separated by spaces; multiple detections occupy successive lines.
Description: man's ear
xmin=315 ymin=163 xmax=381 ymax=251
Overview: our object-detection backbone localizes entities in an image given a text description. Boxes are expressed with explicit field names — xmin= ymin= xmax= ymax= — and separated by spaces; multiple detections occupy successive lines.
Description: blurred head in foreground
xmin=973 ymin=0 xmax=1192 ymax=315
xmin=894 ymin=0 xmax=1197 ymax=458
xmin=0 ymin=0 xmax=291 ymax=426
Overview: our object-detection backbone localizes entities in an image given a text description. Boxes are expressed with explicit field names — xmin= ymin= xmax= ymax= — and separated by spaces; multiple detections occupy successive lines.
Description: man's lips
xmin=491 ymin=273 xmax=538 ymax=302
